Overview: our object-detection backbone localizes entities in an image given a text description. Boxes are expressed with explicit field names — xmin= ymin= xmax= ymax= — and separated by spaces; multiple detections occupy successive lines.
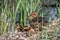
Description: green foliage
xmin=19 ymin=0 xmax=40 ymax=26
xmin=0 ymin=0 xmax=41 ymax=33
xmin=58 ymin=7 xmax=60 ymax=18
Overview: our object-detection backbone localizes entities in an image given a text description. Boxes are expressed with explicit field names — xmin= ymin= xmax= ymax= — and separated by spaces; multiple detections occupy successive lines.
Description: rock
xmin=39 ymin=7 xmax=58 ymax=22
xmin=0 ymin=0 xmax=1 ymax=3
xmin=41 ymin=0 xmax=56 ymax=6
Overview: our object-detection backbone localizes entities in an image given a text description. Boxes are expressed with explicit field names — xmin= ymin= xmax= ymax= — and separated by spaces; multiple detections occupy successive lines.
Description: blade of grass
xmin=58 ymin=7 xmax=60 ymax=18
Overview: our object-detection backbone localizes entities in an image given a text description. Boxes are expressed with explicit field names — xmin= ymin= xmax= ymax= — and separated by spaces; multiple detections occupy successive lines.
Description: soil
xmin=0 ymin=18 xmax=60 ymax=40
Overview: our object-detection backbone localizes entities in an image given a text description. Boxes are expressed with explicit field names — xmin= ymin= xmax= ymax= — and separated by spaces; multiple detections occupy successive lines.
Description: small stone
xmin=15 ymin=35 xmax=19 ymax=38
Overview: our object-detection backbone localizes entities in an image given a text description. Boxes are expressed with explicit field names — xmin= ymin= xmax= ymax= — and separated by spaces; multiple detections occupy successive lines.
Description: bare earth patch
xmin=0 ymin=18 xmax=60 ymax=40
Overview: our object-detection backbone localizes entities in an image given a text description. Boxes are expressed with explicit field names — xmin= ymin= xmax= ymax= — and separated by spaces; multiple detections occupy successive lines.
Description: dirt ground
xmin=0 ymin=18 xmax=60 ymax=40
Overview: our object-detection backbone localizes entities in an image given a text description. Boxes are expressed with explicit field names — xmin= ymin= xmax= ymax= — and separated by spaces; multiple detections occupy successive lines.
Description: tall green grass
xmin=0 ymin=0 xmax=21 ymax=33
xmin=0 ymin=0 xmax=41 ymax=33
xmin=58 ymin=7 xmax=60 ymax=18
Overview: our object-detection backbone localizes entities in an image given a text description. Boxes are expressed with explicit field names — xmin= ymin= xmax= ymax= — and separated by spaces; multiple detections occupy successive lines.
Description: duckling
xmin=28 ymin=11 xmax=48 ymax=31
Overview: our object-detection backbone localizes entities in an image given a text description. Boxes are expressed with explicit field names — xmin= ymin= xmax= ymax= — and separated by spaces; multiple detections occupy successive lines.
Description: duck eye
xmin=33 ymin=13 xmax=36 ymax=15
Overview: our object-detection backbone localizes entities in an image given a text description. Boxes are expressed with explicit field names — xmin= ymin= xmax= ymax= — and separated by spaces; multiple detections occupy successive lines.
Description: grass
xmin=0 ymin=0 xmax=40 ymax=33
xmin=58 ymin=7 xmax=60 ymax=18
